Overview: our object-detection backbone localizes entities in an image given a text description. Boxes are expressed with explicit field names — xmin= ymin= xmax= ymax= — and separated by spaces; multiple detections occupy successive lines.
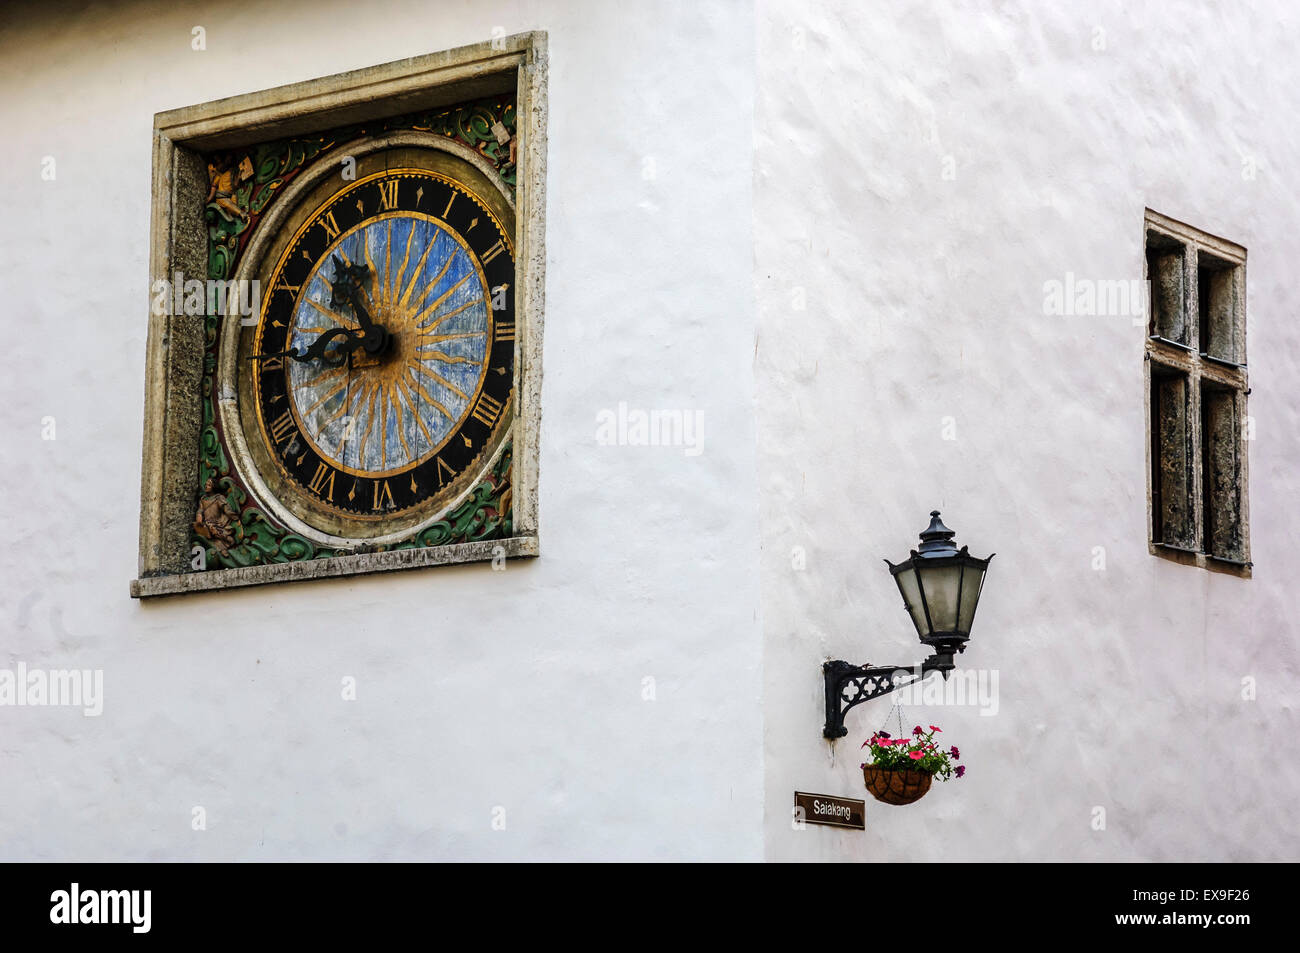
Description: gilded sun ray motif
xmin=420 ymin=331 xmax=486 ymax=344
xmin=394 ymin=226 xmax=416 ymax=304
xmin=420 ymin=295 xmax=484 ymax=331
xmin=286 ymin=213 xmax=491 ymax=476
xmin=302 ymin=379 xmax=349 ymax=418
xmin=406 ymin=366 xmax=456 ymax=422
xmin=300 ymin=363 xmax=348 ymax=390
xmin=304 ymin=297 xmax=355 ymax=328
xmin=397 ymin=237 xmax=439 ymax=312
xmin=412 ymin=360 xmax=470 ymax=402
xmin=413 ymin=273 xmax=474 ymax=328
xmin=382 ymin=221 xmax=393 ymax=309
xmin=397 ymin=378 xmax=437 ymax=446
xmin=413 ymin=350 xmax=480 ymax=365
xmin=356 ymin=381 xmax=381 ymax=462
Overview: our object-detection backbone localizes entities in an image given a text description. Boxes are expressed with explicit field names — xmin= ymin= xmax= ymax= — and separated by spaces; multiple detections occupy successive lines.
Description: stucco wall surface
xmin=2 ymin=0 xmax=1296 ymax=864
xmin=0 ymin=0 xmax=762 ymax=861
xmin=756 ymin=0 xmax=1300 ymax=860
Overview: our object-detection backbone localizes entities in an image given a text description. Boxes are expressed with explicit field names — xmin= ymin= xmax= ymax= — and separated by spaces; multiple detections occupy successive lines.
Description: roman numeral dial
xmin=250 ymin=165 xmax=516 ymax=527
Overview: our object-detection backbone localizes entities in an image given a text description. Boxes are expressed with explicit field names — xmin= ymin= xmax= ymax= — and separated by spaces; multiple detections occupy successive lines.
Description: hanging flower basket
xmin=862 ymin=765 xmax=933 ymax=805
xmin=860 ymin=724 xmax=965 ymax=806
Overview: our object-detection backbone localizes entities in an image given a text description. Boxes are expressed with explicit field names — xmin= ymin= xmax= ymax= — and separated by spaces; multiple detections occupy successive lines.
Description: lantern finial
xmin=917 ymin=510 xmax=959 ymax=557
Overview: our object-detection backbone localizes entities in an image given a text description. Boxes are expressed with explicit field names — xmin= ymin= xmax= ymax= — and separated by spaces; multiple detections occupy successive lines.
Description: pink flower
xmin=949 ymin=746 xmax=960 ymax=759
xmin=929 ymin=725 xmax=942 ymax=733
xmin=909 ymin=751 xmax=924 ymax=760
xmin=913 ymin=725 xmax=923 ymax=736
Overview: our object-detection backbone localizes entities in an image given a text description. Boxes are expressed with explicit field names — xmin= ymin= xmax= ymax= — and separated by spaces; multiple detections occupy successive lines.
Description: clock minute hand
xmin=249 ymin=257 xmax=385 ymax=366
xmin=247 ymin=345 xmax=319 ymax=364
xmin=248 ymin=347 xmax=302 ymax=362
xmin=328 ymin=256 xmax=390 ymax=355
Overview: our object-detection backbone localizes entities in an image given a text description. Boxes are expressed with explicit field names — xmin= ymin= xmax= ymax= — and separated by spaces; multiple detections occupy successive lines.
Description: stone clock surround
xmin=132 ymin=33 xmax=547 ymax=598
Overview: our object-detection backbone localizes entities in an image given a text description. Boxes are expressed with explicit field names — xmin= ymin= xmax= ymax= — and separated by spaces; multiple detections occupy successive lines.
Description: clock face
xmin=240 ymin=159 xmax=515 ymax=540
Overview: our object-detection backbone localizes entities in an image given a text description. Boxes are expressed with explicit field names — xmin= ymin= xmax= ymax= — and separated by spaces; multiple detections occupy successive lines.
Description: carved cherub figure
xmin=206 ymin=154 xmax=253 ymax=221
xmin=193 ymin=477 xmax=240 ymax=556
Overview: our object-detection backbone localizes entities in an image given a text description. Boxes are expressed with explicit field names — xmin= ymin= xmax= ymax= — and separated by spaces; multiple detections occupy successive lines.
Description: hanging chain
xmin=876 ymin=692 xmax=909 ymax=740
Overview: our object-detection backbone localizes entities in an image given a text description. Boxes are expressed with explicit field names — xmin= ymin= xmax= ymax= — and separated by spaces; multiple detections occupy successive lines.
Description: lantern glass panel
xmin=916 ymin=562 xmax=962 ymax=634
xmin=894 ymin=565 xmax=929 ymax=637
xmin=957 ymin=561 xmax=986 ymax=634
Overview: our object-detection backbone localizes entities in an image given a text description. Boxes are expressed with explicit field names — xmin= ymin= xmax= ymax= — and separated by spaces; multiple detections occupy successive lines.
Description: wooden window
xmin=1146 ymin=231 xmax=1188 ymax=347
xmin=1144 ymin=210 xmax=1250 ymax=574
xmin=1201 ymin=383 xmax=1246 ymax=562
xmin=1150 ymin=366 xmax=1194 ymax=550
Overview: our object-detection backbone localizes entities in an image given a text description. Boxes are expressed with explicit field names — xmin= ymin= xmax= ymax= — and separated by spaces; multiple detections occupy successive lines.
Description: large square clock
xmin=132 ymin=34 xmax=547 ymax=597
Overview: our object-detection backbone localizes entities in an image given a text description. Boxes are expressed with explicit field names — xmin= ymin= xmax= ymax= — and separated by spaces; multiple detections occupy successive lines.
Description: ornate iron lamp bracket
xmin=822 ymin=656 xmax=948 ymax=739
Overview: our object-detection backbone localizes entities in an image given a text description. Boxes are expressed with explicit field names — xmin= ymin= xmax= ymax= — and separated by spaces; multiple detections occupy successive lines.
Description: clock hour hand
xmin=249 ymin=326 xmax=364 ymax=366
xmin=294 ymin=326 xmax=366 ymax=366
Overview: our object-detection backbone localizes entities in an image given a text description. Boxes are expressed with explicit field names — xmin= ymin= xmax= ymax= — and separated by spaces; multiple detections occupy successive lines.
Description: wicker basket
xmin=862 ymin=765 xmax=933 ymax=805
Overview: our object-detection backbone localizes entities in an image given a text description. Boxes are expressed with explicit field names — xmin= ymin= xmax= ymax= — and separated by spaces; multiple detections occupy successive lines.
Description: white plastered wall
xmin=755 ymin=0 xmax=1299 ymax=860
xmin=0 ymin=0 xmax=762 ymax=861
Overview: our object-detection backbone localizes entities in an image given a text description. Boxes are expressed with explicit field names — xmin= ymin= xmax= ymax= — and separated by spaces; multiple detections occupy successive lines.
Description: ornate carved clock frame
xmin=132 ymin=33 xmax=547 ymax=597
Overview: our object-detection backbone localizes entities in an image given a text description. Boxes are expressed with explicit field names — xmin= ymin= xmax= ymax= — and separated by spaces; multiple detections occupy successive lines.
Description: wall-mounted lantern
xmin=823 ymin=511 xmax=993 ymax=738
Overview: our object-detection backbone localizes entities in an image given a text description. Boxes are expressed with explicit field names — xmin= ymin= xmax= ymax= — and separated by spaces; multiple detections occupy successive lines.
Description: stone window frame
xmin=1143 ymin=208 xmax=1250 ymax=577
xmin=131 ymin=32 xmax=547 ymax=598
